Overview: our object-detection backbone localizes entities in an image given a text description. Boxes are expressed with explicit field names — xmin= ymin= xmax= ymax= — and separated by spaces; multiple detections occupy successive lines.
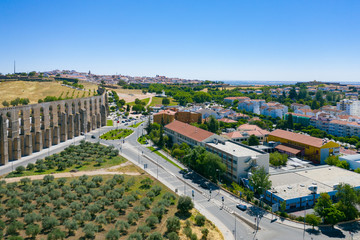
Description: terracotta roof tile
xmin=164 ymin=120 xmax=215 ymax=142
xmin=269 ymin=129 xmax=324 ymax=148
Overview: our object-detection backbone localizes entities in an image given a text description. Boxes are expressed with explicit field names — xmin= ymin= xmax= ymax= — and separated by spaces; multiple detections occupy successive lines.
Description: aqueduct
xmin=0 ymin=94 xmax=108 ymax=165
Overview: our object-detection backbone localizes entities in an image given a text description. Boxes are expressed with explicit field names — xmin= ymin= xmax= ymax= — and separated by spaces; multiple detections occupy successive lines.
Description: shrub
xmin=145 ymin=215 xmax=159 ymax=229
xmin=167 ymin=232 xmax=180 ymax=240
xmin=83 ymin=223 xmax=98 ymax=239
xmin=166 ymin=216 xmax=180 ymax=233
xmin=177 ymin=196 xmax=193 ymax=214
xmin=195 ymin=214 xmax=206 ymax=226
xmin=127 ymin=212 xmax=139 ymax=225
xmin=106 ymin=229 xmax=120 ymax=240
xmin=15 ymin=166 xmax=26 ymax=174
xmin=201 ymin=228 xmax=209 ymax=240
xmin=47 ymin=228 xmax=66 ymax=240
xmin=25 ymin=224 xmax=40 ymax=238
xmin=147 ymin=232 xmax=163 ymax=240
xmin=137 ymin=225 xmax=151 ymax=238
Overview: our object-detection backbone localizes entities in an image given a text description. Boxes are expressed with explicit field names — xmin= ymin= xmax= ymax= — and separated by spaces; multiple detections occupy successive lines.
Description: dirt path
xmin=3 ymin=161 xmax=140 ymax=183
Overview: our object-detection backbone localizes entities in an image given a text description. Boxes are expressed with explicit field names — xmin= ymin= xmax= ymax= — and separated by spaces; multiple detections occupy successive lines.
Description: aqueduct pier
xmin=0 ymin=94 xmax=108 ymax=165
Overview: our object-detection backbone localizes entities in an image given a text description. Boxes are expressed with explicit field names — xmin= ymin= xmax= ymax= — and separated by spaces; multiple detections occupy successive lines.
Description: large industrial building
xmin=268 ymin=129 xmax=340 ymax=164
xmin=164 ymin=120 xmax=269 ymax=182
xmin=266 ymin=166 xmax=360 ymax=210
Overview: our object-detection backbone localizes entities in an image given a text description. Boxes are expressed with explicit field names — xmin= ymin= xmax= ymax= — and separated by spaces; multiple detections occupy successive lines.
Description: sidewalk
xmin=156 ymin=146 xmax=309 ymax=231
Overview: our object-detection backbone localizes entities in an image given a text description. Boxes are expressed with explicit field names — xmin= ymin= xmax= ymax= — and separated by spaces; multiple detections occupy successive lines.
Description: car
xmin=200 ymin=181 xmax=209 ymax=189
xmin=183 ymin=173 xmax=192 ymax=179
xmin=80 ymin=132 xmax=85 ymax=135
xmin=236 ymin=204 xmax=247 ymax=211
xmin=91 ymin=135 xmax=96 ymax=139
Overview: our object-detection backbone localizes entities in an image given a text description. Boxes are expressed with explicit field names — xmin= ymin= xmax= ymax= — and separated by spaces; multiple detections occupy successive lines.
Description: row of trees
xmin=314 ymin=183 xmax=360 ymax=226
xmin=2 ymin=98 xmax=30 ymax=107
xmin=0 ymin=172 xmax=186 ymax=239
xmin=9 ymin=141 xmax=119 ymax=177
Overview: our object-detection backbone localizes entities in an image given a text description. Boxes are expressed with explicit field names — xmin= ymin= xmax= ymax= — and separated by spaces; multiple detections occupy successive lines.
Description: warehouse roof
xmin=269 ymin=129 xmax=324 ymax=148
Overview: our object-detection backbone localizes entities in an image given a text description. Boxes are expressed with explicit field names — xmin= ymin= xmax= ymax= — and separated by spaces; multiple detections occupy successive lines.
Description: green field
xmin=147 ymin=147 xmax=183 ymax=170
xmin=127 ymin=98 xmax=150 ymax=106
xmin=7 ymin=142 xmax=126 ymax=178
xmin=100 ymin=129 xmax=134 ymax=140
xmin=130 ymin=121 xmax=144 ymax=128
xmin=138 ymin=136 xmax=148 ymax=145
xmin=149 ymin=97 xmax=178 ymax=107
xmin=107 ymin=119 xmax=113 ymax=126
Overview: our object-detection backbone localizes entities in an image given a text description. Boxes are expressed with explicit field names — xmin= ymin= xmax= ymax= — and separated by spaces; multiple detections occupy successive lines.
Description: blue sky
xmin=0 ymin=0 xmax=359 ymax=81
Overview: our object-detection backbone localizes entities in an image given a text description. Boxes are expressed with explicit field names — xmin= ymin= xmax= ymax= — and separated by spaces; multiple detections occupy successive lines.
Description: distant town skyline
xmin=1 ymin=0 xmax=360 ymax=82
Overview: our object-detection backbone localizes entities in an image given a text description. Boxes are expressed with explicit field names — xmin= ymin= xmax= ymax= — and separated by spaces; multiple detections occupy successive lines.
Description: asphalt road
xmin=1 ymin=118 xmax=357 ymax=240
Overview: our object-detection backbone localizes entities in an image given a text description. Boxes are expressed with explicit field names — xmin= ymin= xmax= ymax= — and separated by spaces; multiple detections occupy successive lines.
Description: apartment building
xmin=337 ymin=99 xmax=360 ymax=117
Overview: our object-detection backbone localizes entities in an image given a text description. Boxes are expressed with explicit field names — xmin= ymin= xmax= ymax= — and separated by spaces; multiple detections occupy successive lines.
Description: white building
xmin=339 ymin=155 xmax=360 ymax=170
xmin=337 ymin=99 xmax=360 ymax=117
xmin=206 ymin=140 xmax=269 ymax=182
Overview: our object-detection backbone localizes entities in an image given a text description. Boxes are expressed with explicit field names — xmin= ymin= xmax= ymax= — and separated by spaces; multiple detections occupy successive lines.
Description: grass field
xmin=127 ymin=98 xmax=150 ymax=106
xmin=130 ymin=121 xmax=144 ymax=128
xmin=147 ymin=146 xmax=183 ymax=170
xmin=100 ymin=129 xmax=134 ymax=140
xmin=149 ymin=97 xmax=178 ymax=107
xmin=107 ymin=119 xmax=113 ymax=126
xmin=0 ymin=81 xmax=99 ymax=106
xmin=138 ymin=136 xmax=148 ymax=145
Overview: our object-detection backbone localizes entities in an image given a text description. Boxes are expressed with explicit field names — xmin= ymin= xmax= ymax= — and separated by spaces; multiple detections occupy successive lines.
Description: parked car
xmin=200 ymin=181 xmax=210 ymax=189
xmin=91 ymin=135 xmax=96 ymax=139
xmin=236 ymin=204 xmax=247 ymax=211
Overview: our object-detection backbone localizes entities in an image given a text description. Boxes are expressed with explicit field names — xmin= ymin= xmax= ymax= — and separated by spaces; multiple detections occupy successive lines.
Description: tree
xmin=25 ymin=224 xmax=40 ymax=238
xmin=286 ymin=113 xmax=293 ymax=129
xmin=177 ymin=196 xmax=194 ymax=214
xmin=167 ymin=232 xmax=180 ymax=240
xmin=145 ymin=215 xmax=159 ymax=229
xmin=127 ymin=212 xmax=139 ymax=225
xmin=335 ymin=183 xmax=360 ymax=220
xmin=47 ymin=228 xmax=66 ymax=240
xmin=115 ymin=220 xmax=129 ymax=234
xmin=166 ymin=216 xmax=181 ymax=233
xmin=289 ymin=87 xmax=297 ymax=99
xmin=305 ymin=214 xmax=321 ymax=229
xmin=248 ymin=134 xmax=259 ymax=146
xmin=64 ymin=219 xmax=78 ymax=236
xmin=208 ymin=116 xmax=219 ymax=133
xmin=106 ymin=229 xmax=120 ymax=240
xmin=248 ymin=166 xmax=272 ymax=196
xmin=15 ymin=166 xmax=26 ymax=174
xmin=127 ymin=232 xmax=142 ymax=240
xmin=162 ymin=98 xmax=170 ymax=105
xmin=140 ymin=178 xmax=153 ymax=189
xmin=137 ymin=225 xmax=151 ymax=239
xmin=83 ymin=223 xmax=98 ymax=239
xmin=324 ymin=205 xmax=345 ymax=227
xmin=314 ymin=193 xmax=333 ymax=220
xmin=2 ymin=100 xmax=9 ymax=107
xmin=148 ymin=232 xmax=163 ymax=240
xmin=195 ymin=215 xmax=206 ymax=226
xmin=42 ymin=216 xmax=59 ymax=232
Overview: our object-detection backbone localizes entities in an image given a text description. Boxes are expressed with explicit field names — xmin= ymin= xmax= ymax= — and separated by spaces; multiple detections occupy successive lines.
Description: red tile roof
xmin=275 ymin=144 xmax=302 ymax=155
xmin=269 ymin=129 xmax=324 ymax=148
xmin=218 ymin=118 xmax=237 ymax=123
xmin=164 ymin=120 xmax=215 ymax=142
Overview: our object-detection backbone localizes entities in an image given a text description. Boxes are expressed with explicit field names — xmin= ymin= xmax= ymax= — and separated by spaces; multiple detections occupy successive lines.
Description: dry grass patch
xmin=0 ymin=81 xmax=97 ymax=106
